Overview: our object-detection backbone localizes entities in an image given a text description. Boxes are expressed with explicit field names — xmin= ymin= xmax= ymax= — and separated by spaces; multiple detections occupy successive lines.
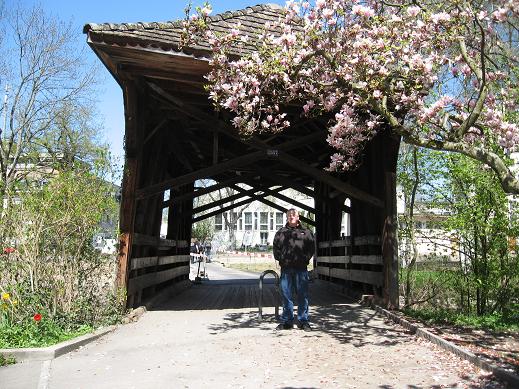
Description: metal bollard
xmin=258 ymin=270 xmax=280 ymax=321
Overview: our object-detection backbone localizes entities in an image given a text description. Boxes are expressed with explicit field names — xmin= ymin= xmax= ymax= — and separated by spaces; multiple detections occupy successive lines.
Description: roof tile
xmin=84 ymin=4 xmax=288 ymax=56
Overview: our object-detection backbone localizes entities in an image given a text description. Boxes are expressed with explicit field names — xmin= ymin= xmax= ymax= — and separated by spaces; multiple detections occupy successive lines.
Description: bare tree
xmin=0 ymin=4 xmax=98 ymax=203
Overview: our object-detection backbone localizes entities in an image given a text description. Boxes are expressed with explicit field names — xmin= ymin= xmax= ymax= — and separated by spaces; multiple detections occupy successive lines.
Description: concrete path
xmin=0 ymin=264 xmax=494 ymax=389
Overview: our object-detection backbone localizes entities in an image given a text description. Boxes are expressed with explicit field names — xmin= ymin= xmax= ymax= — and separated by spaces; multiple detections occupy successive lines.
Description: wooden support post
xmin=118 ymin=80 xmax=142 ymax=308
xmin=382 ymin=172 xmax=399 ymax=309
xmin=116 ymin=232 xmax=132 ymax=289
xmin=213 ymin=130 xmax=218 ymax=165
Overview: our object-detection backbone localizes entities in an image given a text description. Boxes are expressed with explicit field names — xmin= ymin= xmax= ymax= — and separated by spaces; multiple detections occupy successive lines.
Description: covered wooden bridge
xmin=83 ymin=4 xmax=400 ymax=309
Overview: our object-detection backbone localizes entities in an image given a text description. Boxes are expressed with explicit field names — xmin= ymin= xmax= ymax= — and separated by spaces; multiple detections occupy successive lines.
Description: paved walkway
xmin=1 ymin=263 xmax=493 ymax=389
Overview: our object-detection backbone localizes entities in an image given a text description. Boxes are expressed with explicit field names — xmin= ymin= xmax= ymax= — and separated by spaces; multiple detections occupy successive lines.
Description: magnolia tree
xmin=182 ymin=0 xmax=519 ymax=193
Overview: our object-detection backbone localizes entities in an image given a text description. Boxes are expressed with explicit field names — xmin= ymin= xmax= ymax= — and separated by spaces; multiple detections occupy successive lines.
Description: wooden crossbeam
xmin=230 ymin=184 xmax=315 ymax=226
xmin=192 ymin=186 xmax=283 ymax=215
xmin=163 ymin=173 xmax=257 ymax=208
xmin=146 ymin=80 xmax=379 ymax=208
xmin=254 ymin=166 xmax=315 ymax=198
xmin=144 ymin=118 xmax=168 ymax=145
xmin=136 ymin=150 xmax=264 ymax=199
xmin=230 ymin=183 xmax=315 ymax=215
xmin=276 ymin=152 xmax=384 ymax=208
xmin=249 ymin=196 xmax=315 ymax=226
xmin=192 ymin=197 xmax=256 ymax=223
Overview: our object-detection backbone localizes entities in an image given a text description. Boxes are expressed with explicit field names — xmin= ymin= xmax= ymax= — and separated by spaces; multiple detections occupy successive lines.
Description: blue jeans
xmin=280 ymin=268 xmax=309 ymax=324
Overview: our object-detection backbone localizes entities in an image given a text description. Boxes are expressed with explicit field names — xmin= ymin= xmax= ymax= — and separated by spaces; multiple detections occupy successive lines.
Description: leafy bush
xmin=0 ymin=170 xmax=124 ymax=347
xmin=403 ymin=307 xmax=519 ymax=333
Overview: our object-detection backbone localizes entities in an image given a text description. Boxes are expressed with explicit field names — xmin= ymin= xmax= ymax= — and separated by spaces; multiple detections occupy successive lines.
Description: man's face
xmin=287 ymin=210 xmax=299 ymax=227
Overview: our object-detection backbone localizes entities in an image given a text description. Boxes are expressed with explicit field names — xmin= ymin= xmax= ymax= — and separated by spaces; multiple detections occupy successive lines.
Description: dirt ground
xmin=395 ymin=312 xmax=519 ymax=378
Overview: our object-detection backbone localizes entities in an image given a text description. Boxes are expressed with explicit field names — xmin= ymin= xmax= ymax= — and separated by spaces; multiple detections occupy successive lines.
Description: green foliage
xmin=397 ymin=146 xmax=519 ymax=321
xmin=0 ymin=318 xmax=92 ymax=349
xmin=192 ymin=219 xmax=214 ymax=243
xmin=438 ymin=154 xmax=519 ymax=316
xmin=0 ymin=169 xmax=124 ymax=348
xmin=0 ymin=354 xmax=16 ymax=366
xmin=403 ymin=307 xmax=519 ymax=333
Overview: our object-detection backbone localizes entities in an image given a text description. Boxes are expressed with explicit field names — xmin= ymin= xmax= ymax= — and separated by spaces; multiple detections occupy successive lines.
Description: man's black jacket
xmin=273 ymin=223 xmax=315 ymax=270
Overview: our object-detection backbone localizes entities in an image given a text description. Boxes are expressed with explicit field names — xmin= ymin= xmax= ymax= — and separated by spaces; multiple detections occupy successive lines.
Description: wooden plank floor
xmin=153 ymin=277 xmax=353 ymax=311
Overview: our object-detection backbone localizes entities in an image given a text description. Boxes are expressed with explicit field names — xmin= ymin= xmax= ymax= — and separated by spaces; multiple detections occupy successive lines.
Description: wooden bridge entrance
xmin=83 ymin=4 xmax=399 ymax=309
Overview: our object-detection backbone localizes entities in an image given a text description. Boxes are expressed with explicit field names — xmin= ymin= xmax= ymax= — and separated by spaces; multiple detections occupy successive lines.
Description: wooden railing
xmin=127 ymin=233 xmax=190 ymax=298
xmin=132 ymin=233 xmax=189 ymax=249
xmin=316 ymin=236 xmax=383 ymax=287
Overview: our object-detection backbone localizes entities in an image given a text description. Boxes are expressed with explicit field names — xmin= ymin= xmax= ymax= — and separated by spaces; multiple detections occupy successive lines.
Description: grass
xmin=0 ymin=354 xmax=16 ymax=366
xmin=403 ymin=307 xmax=519 ymax=333
xmin=224 ymin=262 xmax=280 ymax=274
xmin=0 ymin=320 xmax=93 ymax=349
xmin=224 ymin=261 xmax=315 ymax=274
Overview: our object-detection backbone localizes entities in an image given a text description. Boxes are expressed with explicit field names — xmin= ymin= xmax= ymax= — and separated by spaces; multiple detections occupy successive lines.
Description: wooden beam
xmin=163 ymin=173 xmax=257 ymax=208
xmin=213 ymin=130 xmax=219 ymax=165
xmin=136 ymin=150 xmax=265 ymax=199
xmin=276 ymin=151 xmax=384 ymax=208
xmin=168 ymin=128 xmax=194 ymax=172
xmin=230 ymin=183 xmax=315 ymax=215
xmin=254 ymin=166 xmax=315 ymax=198
xmin=249 ymin=195 xmax=315 ymax=226
xmin=228 ymin=184 xmax=315 ymax=226
xmin=383 ymin=172 xmax=399 ymax=309
xmin=192 ymin=186 xmax=284 ymax=215
xmin=144 ymin=118 xmax=168 ymax=145
xmin=192 ymin=197 xmax=255 ymax=223
xmin=147 ymin=80 xmax=328 ymax=155
xmin=117 ymin=81 xmax=141 ymax=295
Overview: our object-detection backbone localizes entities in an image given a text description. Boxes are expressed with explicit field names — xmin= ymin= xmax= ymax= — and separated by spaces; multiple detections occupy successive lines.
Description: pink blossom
xmin=352 ymin=5 xmax=375 ymax=18
xmin=431 ymin=12 xmax=451 ymax=24
xmin=200 ymin=6 xmax=212 ymax=16
xmin=492 ymin=8 xmax=508 ymax=22
xmin=322 ymin=8 xmax=334 ymax=19
xmin=181 ymin=0 xmax=519 ymax=176
xmin=303 ymin=100 xmax=315 ymax=114
xmin=407 ymin=6 xmax=421 ymax=17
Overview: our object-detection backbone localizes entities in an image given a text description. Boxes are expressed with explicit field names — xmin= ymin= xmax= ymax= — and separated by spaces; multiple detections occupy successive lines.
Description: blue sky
xmin=18 ymin=0 xmax=284 ymax=168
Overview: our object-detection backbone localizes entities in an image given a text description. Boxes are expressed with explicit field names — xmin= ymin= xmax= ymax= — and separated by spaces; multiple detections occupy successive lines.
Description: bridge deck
xmin=153 ymin=262 xmax=351 ymax=311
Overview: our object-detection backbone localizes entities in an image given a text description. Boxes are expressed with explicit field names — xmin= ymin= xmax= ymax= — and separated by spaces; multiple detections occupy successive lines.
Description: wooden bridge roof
xmin=84 ymin=4 xmax=286 ymax=58
xmin=83 ymin=4 xmax=389 ymax=214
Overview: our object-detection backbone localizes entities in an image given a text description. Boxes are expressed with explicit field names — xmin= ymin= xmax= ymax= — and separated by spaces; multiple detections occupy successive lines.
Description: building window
xmin=260 ymin=232 xmax=268 ymax=245
xmin=254 ymin=212 xmax=258 ymax=230
xmin=244 ymin=212 xmax=252 ymax=230
xmin=260 ymin=212 xmax=268 ymax=231
xmin=215 ymin=214 xmax=223 ymax=231
xmin=270 ymin=212 xmax=274 ymax=230
xmin=276 ymin=212 xmax=284 ymax=230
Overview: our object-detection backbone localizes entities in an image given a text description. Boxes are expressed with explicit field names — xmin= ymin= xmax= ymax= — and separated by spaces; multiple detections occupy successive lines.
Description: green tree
xmin=397 ymin=146 xmax=455 ymax=308
xmin=192 ymin=218 xmax=214 ymax=244
xmin=439 ymin=154 xmax=519 ymax=317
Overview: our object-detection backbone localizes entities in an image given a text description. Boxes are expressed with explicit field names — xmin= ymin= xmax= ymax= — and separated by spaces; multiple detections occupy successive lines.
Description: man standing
xmin=273 ymin=208 xmax=315 ymax=331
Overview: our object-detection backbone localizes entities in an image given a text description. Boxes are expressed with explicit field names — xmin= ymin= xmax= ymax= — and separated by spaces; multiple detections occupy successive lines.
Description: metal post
xmin=258 ymin=270 xmax=280 ymax=321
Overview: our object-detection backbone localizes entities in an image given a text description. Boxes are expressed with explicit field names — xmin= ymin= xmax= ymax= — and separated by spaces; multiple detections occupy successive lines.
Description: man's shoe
xmin=276 ymin=323 xmax=293 ymax=330
xmin=298 ymin=322 xmax=312 ymax=331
